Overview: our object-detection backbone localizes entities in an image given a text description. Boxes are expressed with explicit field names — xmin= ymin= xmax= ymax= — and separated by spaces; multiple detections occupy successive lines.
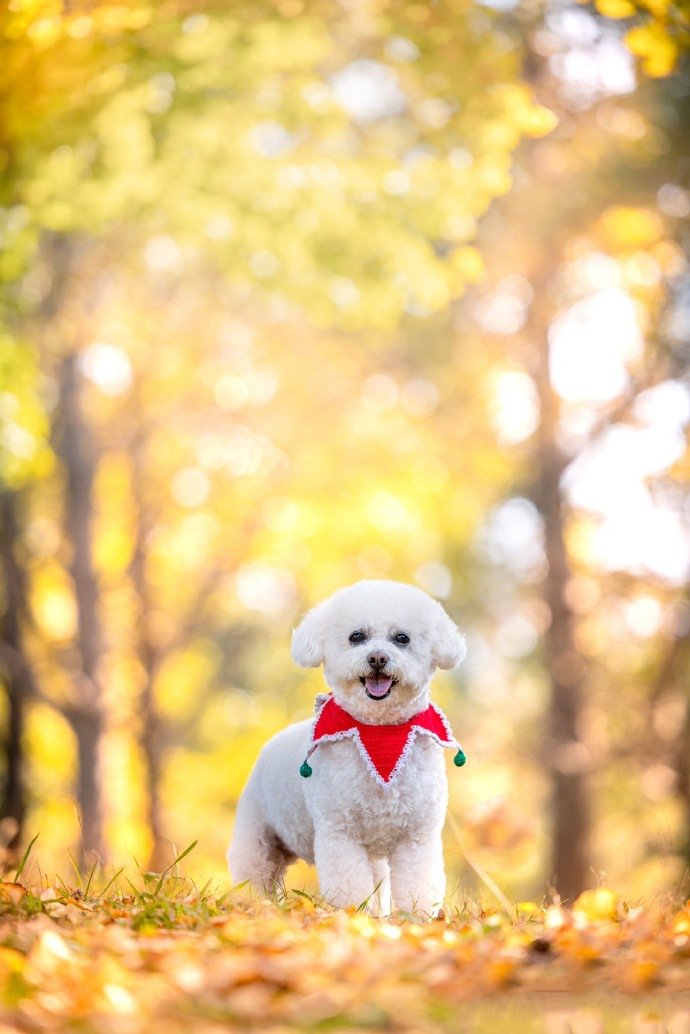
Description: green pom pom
xmin=453 ymin=749 xmax=466 ymax=768
xmin=299 ymin=761 xmax=313 ymax=778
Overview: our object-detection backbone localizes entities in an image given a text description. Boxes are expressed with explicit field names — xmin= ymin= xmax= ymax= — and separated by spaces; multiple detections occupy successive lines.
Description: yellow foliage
xmin=1 ymin=0 xmax=689 ymax=908
xmin=93 ymin=3 xmax=152 ymax=32
xmin=0 ymin=337 xmax=53 ymax=488
xmin=26 ymin=703 xmax=75 ymax=784
xmin=30 ymin=568 xmax=77 ymax=642
xmin=154 ymin=647 xmax=219 ymax=721
xmin=94 ymin=526 xmax=133 ymax=577
xmin=0 ymin=884 xmax=688 ymax=1028
xmin=25 ymin=15 xmax=62 ymax=47
xmin=102 ymin=729 xmax=148 ymax=830
xmin=598 ymin=205 xmax=664 ymax=249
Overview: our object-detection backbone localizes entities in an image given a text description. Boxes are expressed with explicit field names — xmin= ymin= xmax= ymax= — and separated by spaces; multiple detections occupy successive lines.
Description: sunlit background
xmin=1 ymin=0 xmax=689 ymax=903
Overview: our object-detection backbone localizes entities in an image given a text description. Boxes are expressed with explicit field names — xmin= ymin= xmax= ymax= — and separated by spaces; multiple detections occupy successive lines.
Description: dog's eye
xmin=349 ymin=630 xmax=367 ymax=645
xmin=393 ymin=632 xmax=410 ymax=645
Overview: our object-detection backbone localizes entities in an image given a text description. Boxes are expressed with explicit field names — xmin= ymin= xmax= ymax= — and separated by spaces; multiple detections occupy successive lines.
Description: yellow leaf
xmin=672 ymin=909 xmax=690 ymax=935
xmin=625 ymin=23 xmax=679 ymax=77
xmin=572 ymin=888 xmax=619 ymax=923
xmin=544 ymin=904 xmax=567 ymax=929
xmin=102 ymin=983 xmax=136 ymax=1014
xmin=0 ymin=946 xmax=25 ymax=972
xmin=26 ymin=16 xmax=62 ymax=47
xmin=487 ymin=958 xmax=516 ymax=987
xmin=31 ymin=929 xmax=73 ymax=967
xmin=598 ymin=205 xmax=663 ymax=249
xmin=0 ymin=882 xmax=27 ymax=905
xmin=595 ymin=0 xmax=637 ymax=17
xmin=640 ymin=0 xmax=671 ymax=15
xmin=516 ymin=901 xmax=541 ymax=917
xmin=628 ymin=959 xmax=660 ymax=987
xmin=451 ymin=246 xmax=484 ymax=284
xmin=519 ymin=104 xmax=559 ymax=138
xmin=30 ymin=568 xmax=77 ymax=642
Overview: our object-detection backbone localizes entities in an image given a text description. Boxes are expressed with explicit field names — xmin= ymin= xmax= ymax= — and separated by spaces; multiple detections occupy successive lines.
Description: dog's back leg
xmin=227 ymin=792 xmax=289 ymax=893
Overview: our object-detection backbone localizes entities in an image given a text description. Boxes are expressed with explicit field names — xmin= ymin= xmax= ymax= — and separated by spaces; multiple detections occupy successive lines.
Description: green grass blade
xmin=67 ymin=849 xmax=83 ymax=889
xmin=95 ymin=867 xmax=124 ymax=901
xmin=83 ymin=858 xmax=99 ymax=899
xmin=55 ymin=874 xmax=71 ymax=897
xmin=153 ymin=840 xmax=198 ymax=897
xmin=14 ymin=833 xmax=40 ymax=882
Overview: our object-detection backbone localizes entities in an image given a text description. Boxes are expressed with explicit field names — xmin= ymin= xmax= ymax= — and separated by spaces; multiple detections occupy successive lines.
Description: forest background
xmin=1 ymin=0 xmax=689 ymax=907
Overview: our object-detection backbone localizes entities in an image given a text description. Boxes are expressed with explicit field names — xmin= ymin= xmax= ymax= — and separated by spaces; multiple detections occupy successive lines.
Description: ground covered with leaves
xmin=1 ymin=863 xmax=690 ymax=1033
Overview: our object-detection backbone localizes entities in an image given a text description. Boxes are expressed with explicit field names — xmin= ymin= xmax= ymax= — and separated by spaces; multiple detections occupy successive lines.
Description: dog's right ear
xmin=291 ymin=601 xmax=329 ymax=667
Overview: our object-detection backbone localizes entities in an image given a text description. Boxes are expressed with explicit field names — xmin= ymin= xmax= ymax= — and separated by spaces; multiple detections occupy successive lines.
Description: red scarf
xmin=308 ymin=695 xmax=458 ymax=786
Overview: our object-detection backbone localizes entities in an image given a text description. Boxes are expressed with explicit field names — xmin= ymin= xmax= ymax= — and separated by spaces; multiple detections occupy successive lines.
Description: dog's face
xmin=291 ymin=580 xmax=466 ymax=724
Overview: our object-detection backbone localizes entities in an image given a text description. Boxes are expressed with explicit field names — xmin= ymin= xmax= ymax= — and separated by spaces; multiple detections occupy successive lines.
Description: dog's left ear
xmin=431 ymin=603 xmax=467 ymax=670
xmin=291 ymin=601 xmax=329 ymax=668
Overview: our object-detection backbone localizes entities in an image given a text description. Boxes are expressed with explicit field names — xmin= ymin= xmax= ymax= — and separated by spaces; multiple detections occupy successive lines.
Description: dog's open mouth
xmin=360 ymin=674 xmax=397 ymax=700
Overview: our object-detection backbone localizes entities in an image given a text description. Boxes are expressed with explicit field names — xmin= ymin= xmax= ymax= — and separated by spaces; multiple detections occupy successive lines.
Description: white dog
xmin=227 ymin=579 xmax=466 ymax=915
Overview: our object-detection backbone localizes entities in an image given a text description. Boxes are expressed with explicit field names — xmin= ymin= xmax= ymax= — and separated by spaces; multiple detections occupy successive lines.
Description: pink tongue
xmin=365 ymin=675 xmax=393 ymax=698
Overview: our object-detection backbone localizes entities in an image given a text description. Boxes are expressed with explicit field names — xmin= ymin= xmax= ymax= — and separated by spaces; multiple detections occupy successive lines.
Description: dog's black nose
xmin=367 ymin=651 xmax=389 ymax=669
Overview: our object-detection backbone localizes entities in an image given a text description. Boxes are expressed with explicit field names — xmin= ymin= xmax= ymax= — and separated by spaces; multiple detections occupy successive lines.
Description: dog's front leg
xmin=389 ymin=834 xmax=445 ymax=917
xmin=314 ymin=831 xmax=374 ymax=908
xmin=370 ymin=858 xmax=391 ymax=917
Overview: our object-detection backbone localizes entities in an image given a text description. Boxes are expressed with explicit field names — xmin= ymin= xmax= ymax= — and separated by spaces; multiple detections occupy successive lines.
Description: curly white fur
xmin=227 ymin=579 xmax=466 ymax=916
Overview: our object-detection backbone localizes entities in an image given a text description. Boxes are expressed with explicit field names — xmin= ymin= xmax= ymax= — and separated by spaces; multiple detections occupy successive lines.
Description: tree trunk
xmin=677 ymin=714 xmax=690 ymax=869
xmin=0 ymin=491 xmax=32 ymax=854
xmin=129 ymin=425 xmax=168 ymax=870
xmin=647 ymin=612 xmax=690 ymax=867
xmin=72 ymin=707 xmax=104 ymax=860
xmin=55 ymin=352 xmax=106 ymax=863
xmin=140 ymin=674 xmax=167 ymax=870
xmin=534 ymin=321 xmax=591 ymax=902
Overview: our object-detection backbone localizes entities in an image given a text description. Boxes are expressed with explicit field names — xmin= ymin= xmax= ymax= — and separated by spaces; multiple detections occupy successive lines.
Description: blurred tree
xmin=532 ymin=272 xmax=593 ymax=903
xmin=464 ymin=1 xmax=690 ymax=897
xmin=0 ymin=0 xmax=551 ymax=869
xmin=128 ymin=417 xmax=167 ymax=869
xmin=0 ymin=489 xmax=32 ymax=855
xmin=53 ymin=348 xmax=107 ymax=862
xmin=0 ymin=322 xmax=53 ymax=858
xmin=0 ymin=0 xmax=687 ymax=894
xmin=645 ymin=588 xmax=690 ymax=864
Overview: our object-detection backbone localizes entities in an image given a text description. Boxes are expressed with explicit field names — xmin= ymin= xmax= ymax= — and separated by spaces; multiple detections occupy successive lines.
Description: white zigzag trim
xmin=428 ymin=702 xmax=454 ymax=743
xmin=429 ymin=701 xmax=465 ymax=756
xmin=310 ymin=703 xmax=457 ymax=789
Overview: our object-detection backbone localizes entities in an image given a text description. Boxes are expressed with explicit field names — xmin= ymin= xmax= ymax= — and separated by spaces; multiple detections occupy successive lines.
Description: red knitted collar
xmin=308 ymin=695 xmax=457 ymax=787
